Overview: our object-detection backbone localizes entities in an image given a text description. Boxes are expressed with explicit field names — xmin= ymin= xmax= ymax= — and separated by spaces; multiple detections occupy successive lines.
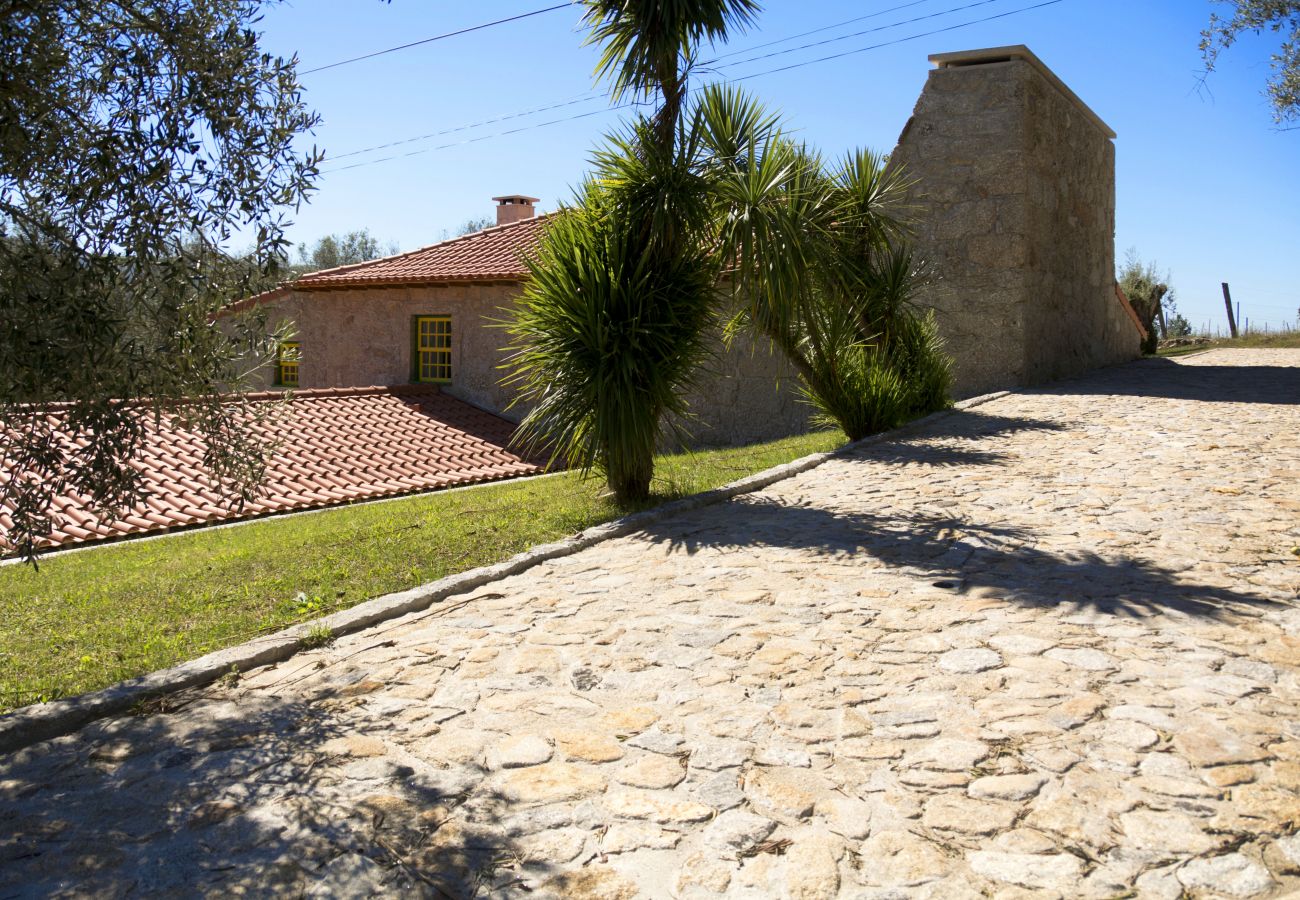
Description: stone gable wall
xmin=1021 ymin=64 xmax=1135 ymax=383
xmin=890 ymin=51 xmax=1140 ymax=398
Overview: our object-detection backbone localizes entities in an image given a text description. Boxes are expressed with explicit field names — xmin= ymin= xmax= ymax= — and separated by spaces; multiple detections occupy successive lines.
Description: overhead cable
xmin=300 ymin=3 xmax=573 ymax=75
xmin=319 ymin=0 xmax=1068 ymax=175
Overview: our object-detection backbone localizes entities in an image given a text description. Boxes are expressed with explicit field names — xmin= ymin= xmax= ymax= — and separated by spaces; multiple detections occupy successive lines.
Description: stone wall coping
xmin=1114 ymin=283 xmax=1150 ymax=339
xmin=929 ymin=44 xmax=1117 ymax=140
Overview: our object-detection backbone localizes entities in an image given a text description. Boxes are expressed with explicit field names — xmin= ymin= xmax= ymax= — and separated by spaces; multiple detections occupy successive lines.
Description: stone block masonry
xmin=891 ymin=45 xmax=1140 ymax=399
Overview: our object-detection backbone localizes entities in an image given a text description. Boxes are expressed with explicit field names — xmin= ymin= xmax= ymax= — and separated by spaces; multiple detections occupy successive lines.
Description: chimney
xmin=493 ymin=195 xmax=540 ymax=227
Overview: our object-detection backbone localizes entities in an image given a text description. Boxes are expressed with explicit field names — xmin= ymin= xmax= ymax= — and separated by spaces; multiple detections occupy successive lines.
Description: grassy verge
xmin=1158 ymin=331 xmax=1300 ymax=356
xmin=0 ymin=430 xmax=844 ymax=713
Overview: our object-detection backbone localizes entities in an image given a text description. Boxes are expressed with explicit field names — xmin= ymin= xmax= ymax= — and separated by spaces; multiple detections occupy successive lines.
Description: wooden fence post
xmin=1222 ymin=283 xmax=1239 ymax=339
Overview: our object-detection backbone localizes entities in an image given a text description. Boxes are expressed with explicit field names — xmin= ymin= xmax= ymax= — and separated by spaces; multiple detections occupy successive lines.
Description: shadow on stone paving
xmin=0 ymin=687 xmax=545 ymax=898
xmin=1039 ymin=358 xmax=1300 ymax=405
xmin=838 ymin=409 xmax=1066 ymax=469
xmin=642 ymin=501 xmax=1282 ymax=622
xmin=914 ymin=409 xmax=1066 ymax=439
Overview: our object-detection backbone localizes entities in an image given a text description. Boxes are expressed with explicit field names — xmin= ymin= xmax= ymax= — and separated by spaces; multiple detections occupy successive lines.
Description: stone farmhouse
xmin=3 ymin=45 xmax=1146 ymax=554
xmin=237 ymin=198 xmax=810 ymax=449
xmin=242 ymin=45 xmax=1143 ymax=433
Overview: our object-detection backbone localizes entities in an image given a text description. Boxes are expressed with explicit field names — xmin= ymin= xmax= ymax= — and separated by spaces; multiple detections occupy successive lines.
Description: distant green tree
xmin=1160 ymin=288 xmax=1194 ymax=338
xmin=434 ymin=216 xmax=497 ymax=242
xmin=457 ymin=216 xmax=495 ymax=236
xmin=1 ymin=0 xmax=319 ymax=560
xmin=293 ymin=229 xmax=398 ymax=274
xmin=1201 ymin=0 xmax=1300 ymax=126
xmin=1166 ymin=312 xmax=1194 ymax=338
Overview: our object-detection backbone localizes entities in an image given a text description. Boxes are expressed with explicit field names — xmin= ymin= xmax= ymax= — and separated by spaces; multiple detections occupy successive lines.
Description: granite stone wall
xmin=889 ymin=46 xmax=1140 ymax=398
xmin=676 ymin=327 xmax=811 ymax=448
xmin=251 ymin=283 xmax=525 ymax=415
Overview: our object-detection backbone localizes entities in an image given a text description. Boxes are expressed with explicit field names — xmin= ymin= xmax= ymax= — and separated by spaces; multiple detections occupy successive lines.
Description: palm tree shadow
xmin=642 ymin=500 xmax=1280 ymax=621
xmin=835 ymin=408 xmax=1067 ymax=468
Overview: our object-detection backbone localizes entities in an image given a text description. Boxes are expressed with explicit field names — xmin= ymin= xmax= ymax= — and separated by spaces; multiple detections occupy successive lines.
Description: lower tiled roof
xmin=1 ymin=386 xmax=542 ymax=554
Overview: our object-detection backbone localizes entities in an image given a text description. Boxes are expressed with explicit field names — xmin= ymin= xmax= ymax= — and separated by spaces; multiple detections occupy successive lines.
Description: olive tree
xmin=1202 ymin=0 xmax=1300 ymax=126
xmin=1118 ymin=250 xmax=1175 ymax=355
xmin=1 ymin=0 xmax=320 ymax=559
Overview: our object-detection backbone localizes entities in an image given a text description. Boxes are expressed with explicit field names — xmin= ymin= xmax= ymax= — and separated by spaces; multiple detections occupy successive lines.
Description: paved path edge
xmin=0 ymin=390 xmax=1010 ymax=756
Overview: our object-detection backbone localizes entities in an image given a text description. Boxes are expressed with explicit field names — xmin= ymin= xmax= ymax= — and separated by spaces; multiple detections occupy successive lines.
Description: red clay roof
xmin=293 ymin=214 xmax=550 ymax=290
xmin=1 ymin=386 xmax=542 ymax=554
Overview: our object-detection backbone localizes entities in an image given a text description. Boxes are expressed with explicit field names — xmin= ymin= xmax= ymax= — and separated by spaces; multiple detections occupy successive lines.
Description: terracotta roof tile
xmin=1 ymin=386 xmax=543 ymax=555
xmin=293 ymin=214 xmax=550 ymax=290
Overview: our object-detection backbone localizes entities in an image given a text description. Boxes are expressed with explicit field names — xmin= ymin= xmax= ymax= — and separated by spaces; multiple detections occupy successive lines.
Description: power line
xmin=319 ymin=0 xmax=1068 ymax=175
xmin=327 ymin=91 xmax=606 ymax=162
xmin=1221 ymin=284 xmax=1300 ymax=299
xmin=327 ymin=0 xmax=954 ymax=164
xmin=727 ymin=0 xmax=1065 ymax=81
xmin=300 ymin=3 xmax=573 ymax=75
xmin=1227 ymin=300 xmax=1300 ymax=312
xmin=709 ymin=0 xmax=1011 ymax=72
xmin=703 ymin=0 xmax=938 ymax=63
xmin=322 ymin=104 xmax=634 ymax=173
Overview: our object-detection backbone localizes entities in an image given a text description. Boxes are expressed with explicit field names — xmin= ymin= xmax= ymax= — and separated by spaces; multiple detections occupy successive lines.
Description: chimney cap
xmin=492 ymin=195 xmax=540 ymax=205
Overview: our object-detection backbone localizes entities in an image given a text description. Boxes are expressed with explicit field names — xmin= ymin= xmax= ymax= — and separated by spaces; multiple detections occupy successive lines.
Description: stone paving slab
xmin=1 ymin=348 xmax=1298 ymax=899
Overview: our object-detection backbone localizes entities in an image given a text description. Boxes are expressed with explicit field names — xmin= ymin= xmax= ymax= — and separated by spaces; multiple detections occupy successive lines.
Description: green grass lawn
xmin=0 ymin=430 xmax=844 ymax=713
xmin=1158 ymin=331 xmax=1300 ymax=356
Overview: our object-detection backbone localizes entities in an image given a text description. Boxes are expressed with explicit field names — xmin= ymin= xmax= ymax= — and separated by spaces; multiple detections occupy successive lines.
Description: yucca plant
xmin=508 ymin=1 xmax=950 ymax=499
xmin=710 ymin=125 xmax=953 ymax=440
xmin=581 ymin=0 xmax=760 ymax=149
xmin=505 ymin=124 xmax=718 ymax=502
xmin=504 ymin=0 xmax=758 ymax=504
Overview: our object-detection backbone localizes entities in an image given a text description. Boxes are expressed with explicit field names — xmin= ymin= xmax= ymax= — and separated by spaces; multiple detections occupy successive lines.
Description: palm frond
xmin=580 ymin=0 xmax=761 ymax=104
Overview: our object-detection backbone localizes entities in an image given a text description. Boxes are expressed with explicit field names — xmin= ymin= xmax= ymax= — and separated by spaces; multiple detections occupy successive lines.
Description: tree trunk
xmin=607 ymin=445 xmax=654 ymax=505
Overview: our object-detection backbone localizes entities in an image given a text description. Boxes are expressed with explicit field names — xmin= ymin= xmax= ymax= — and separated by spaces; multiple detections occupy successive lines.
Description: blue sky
xmin=257 ymin=0 xmax=1299 ymax=332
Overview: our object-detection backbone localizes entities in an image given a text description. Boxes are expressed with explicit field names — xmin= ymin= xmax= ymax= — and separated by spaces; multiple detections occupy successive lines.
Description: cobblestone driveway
xmin=2 ymin=349 xmax=1298 ymax=898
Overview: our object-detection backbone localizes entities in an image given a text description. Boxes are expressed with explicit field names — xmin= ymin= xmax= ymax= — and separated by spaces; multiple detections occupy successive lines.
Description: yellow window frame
xmin=276 ymin=341 xmax=300 ymax=387
xmin=414 ymin=316 xmax=452 ymax=383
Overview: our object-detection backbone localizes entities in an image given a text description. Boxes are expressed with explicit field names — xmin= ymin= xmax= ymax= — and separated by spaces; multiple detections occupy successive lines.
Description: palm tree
xmin=702 ymin=93 xmax=953 ymax=439
xmin=506 ymin=123 xmax=718 ymax=501
xmin=505 ymin=0 xmax=758 ymax=504
xmin=582 ymin=0 xmax=759 ymax=151
xmin=507 ymin=3 xmax=950 ymax=500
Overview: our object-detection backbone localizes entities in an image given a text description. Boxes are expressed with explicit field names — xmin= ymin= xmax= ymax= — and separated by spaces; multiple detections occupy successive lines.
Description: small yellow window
xmin=415 ymin=316 xmax=452 ymax=383
xmin=275 ymin=341 xmax=300 ymax=387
